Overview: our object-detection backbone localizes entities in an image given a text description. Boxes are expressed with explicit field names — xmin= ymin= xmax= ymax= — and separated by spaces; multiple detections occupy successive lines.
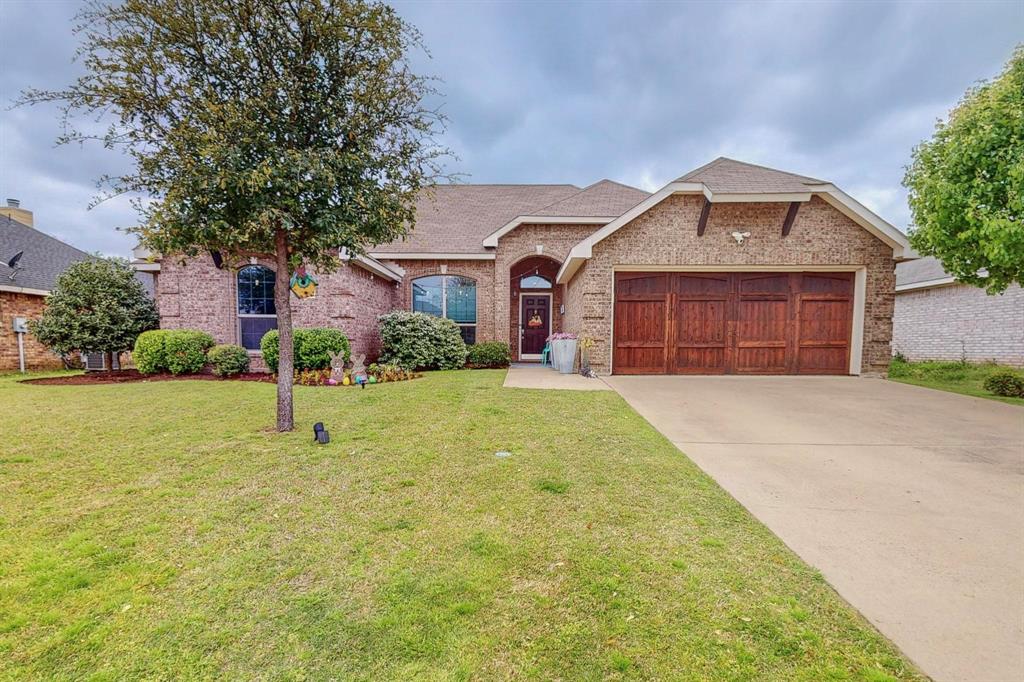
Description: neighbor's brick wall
xmin=156 ymin=256 xmax=399 ymax=369
xmin=0 ymin=292 xmax=64 ymax=371
xmin=893 ymin=283 xmax=1024 ymax=367
xmin=388 ymin=259 xmax=497 ymax=342
xmin=562 ymin=195 xmax=897 ymax=374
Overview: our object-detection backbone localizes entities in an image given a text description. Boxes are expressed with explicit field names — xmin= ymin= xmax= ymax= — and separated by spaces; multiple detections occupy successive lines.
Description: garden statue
xmin=351 ymin=354 xmax=368 ymax=387
xmin=328 ymin=350 xmax=346 ymax=383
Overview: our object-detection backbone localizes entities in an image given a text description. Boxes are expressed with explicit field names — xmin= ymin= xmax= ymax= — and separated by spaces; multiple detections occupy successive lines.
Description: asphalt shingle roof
xmin=677 ymin=157 xmax=827 ymax=194
xmin=374 ymin=184 xmax=581 ymax=254
xmin=531 ymin=180 xmax=650 ymax=217
xmin=0 ymin=215 xmax=94 ymax=292
xmin=896 ymin=256 xmax=951 ymax=287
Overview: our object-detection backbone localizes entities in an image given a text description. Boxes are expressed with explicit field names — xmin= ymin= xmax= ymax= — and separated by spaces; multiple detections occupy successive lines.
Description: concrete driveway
xmin=605 ymin=375 xmax=1024 ymax=682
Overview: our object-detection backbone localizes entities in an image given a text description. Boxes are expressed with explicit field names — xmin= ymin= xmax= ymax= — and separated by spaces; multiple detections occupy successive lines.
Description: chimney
xmin=0 ymin=199 xmax=34 ymax=227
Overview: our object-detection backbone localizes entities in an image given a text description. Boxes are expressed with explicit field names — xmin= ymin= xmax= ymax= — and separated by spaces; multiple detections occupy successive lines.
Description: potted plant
xmin=547 ymin=332 xmax=578 ymax=374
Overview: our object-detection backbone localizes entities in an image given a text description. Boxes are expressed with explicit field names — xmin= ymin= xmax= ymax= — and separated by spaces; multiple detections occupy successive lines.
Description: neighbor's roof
xmin=677 ymin=157 xmax=827 ymax=194
xmin=0 ymin=215 xmax=94 ymax=294
xmin=373 ymin=184 xmax=581 ymax=255
xmin=896 ymin=256 xmax=954 ymax=289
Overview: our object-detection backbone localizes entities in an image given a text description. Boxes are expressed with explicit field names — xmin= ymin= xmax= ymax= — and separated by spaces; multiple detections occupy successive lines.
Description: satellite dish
xmin=7 ymin=251 xmax=22 ymax=269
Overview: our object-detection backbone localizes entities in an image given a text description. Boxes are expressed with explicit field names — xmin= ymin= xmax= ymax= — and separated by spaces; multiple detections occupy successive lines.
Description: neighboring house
xmin=136 ymin=158 xmax=912 ymax=375
xmin=893 ymin=257 xmax=1024 ymax=367
xmin=0 ymin=201 xmax=95 ymax=371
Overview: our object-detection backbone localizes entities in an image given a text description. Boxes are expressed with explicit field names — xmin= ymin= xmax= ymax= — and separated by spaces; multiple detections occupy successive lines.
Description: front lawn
xmin=0 ymin=371 xmax=920 ymax=680
xmin=887 ymin=358 xmax=1024 ymax=405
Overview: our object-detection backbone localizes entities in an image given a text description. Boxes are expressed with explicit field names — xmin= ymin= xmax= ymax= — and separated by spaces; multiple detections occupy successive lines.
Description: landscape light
xmin=313 ymin=422 xmax=330 ymax=444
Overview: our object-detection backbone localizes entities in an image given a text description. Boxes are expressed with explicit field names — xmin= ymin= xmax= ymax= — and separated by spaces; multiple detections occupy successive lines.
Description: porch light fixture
xmin=731 ymin=231 xmax=751 ymax=245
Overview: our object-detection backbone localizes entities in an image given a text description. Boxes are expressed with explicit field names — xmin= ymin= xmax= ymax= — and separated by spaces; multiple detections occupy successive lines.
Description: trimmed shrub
xmin=134 ymin=330 xmax=169 ymax=374
xmin=164 ymin=330 xmax=215 ymax=375
xmin=983 ymin=370 xmax=1024 ymax=398
xmin=260 ymin=328 xmax=351 ymax=373
xmin=378 ymin=311 xmax=467 ymax=370
xmin=207 ymin=344 xmax=250 ymax=377
xmin=466 ymin=342 xmax=511 ymax=368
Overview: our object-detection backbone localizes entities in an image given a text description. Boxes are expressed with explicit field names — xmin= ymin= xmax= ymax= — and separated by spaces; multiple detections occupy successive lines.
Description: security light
xmin=313 ymin=422 xmax=330 ymax=444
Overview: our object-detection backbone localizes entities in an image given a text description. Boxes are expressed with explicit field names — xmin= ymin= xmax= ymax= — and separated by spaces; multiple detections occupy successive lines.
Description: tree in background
xmin=21 ymin=0 xmax=450 ymax=430
xmin=31 ymin=259 xmax=159 ymax=372
xmin=904 ymin=46 xmax=1023 ymax=294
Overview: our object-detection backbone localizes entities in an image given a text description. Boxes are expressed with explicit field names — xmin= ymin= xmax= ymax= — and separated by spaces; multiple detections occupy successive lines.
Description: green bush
xmin=207 ymin=344 xmax=250 ymax=377
xmin=466 ymin=342 xmax=511 ymax=368
xmin=378 ymin=311 xmax=467 ymax=370
xmin=133 ymin=330 xmax=168 ymax=374
xmin=164 ymin=330 xmax=215 ymax=375
xmin=259 ymin=328 xmax=351 ymax=373
xmin=983 ymin=370 xmax=1024 ymax=398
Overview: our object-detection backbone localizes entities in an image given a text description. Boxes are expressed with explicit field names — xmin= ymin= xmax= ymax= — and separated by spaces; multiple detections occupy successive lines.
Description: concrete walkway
xmin=605 ymin=375 xmax=1024 ymax=682
xmin=502 ymin=363 xmax=611 ymax=391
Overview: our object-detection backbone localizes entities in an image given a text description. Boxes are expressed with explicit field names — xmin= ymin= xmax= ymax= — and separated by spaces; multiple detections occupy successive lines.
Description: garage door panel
xmin=613 ymin=271 xmax=853 ymax=375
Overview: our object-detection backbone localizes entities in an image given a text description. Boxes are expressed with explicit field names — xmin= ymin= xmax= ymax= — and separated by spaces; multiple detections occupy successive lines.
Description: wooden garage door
xmin=614 ymin=272 xmax=853 ymax=375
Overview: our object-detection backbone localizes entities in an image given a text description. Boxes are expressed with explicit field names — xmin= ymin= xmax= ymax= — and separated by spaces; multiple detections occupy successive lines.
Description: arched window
xmin=412 ymin=275 xmax=477 ymax=344
xmin=520 ymin=274 xmax=552 ymax=289
xmin=238 ymin=265 xmax=277 ymax=350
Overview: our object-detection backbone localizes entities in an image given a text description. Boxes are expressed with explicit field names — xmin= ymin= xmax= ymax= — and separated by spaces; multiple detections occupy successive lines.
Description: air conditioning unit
xmin=82 ymin=353 xmax=121 ymax=371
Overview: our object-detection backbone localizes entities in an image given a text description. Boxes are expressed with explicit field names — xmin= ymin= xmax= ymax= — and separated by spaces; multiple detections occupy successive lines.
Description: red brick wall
xmin=156 ymin=256 xmax=399 ymax=368
xmin=562 ymin=195 xmax=897 ymax=374
xmin=0 ymin=292 xmax=66 ymax=371
xmin=388 ymin=259 xmax=497 ymax=342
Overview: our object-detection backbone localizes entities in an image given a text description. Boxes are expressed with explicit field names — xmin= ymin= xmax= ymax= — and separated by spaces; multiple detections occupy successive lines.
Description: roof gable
xmin=677 ymin=157 xmax=826 ymax=194
xmin=531 ymin=180 xmax=649 ymax=217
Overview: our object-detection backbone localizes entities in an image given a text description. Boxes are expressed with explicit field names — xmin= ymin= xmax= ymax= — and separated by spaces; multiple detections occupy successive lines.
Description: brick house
xmin=0 ymin=201 xmax=95 ymax=371
xmin=893 ymin=257 xmax=1024 ymax=367
xmin=139 ymin=158 xmax=913 ymax=375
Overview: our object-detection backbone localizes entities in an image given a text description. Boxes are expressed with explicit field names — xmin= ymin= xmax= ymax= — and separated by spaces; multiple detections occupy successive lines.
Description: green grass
xmin=887 ymin=358 xmax=1024 ymax=405
xmin=0 ymin=370 xmax=922 ymax=680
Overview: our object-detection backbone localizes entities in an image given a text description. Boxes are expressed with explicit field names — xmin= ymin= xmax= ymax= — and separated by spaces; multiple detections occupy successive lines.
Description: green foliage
xmin=983 ymin=370 xmax=1024 ymax=398
xmin=260 ymin=328 xmax=351 ymax=373
xmin=21 ymin=0 xmax=451 ymax=274
xmin=378 ymin=311 xmax=467 ymax=370
xmin=888 ymin=358 xmax=1024 ymax=405
xmin=465 ymin=342 xmax=511 ymax=368
xmin=30 ymin=258 xmax=158 ymax=357
xmin=367 ymin=363 xmax=419 ymax=382
xmin=904 ymin=46 xmax=1024 ymax=293
xmin=207 ymin=344 xmax=250 ymax=377
xmin=133 ymin=330 xmax=168 ymax=375
xmin=164 ymin=330 xmax=215 ymax=375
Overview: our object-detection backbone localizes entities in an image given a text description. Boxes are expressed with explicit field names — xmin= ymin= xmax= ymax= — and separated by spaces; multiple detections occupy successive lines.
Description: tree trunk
xmin=274 ymin=230 xmax=295 ymax=431
xmin=105 ymin=351 xmax=114 ymax=374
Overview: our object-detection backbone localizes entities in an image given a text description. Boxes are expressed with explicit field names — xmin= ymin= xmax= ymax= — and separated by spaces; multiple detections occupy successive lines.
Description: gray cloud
xmin=1 ymin=0 xmax=1020 ymax=257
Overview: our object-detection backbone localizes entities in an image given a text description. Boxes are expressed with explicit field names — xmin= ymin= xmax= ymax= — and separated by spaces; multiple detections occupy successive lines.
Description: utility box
xmin=12 ymin=317 xmax=28 ymax=333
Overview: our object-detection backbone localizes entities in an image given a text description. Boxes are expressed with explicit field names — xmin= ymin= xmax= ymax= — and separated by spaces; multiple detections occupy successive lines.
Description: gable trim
xmin=481 ymin=215 xmax=617 ymax=248
xmin=556 ymin=181 xmax=912 ymax=284
xmin=368 ymin=251 xmax=496 ymax=261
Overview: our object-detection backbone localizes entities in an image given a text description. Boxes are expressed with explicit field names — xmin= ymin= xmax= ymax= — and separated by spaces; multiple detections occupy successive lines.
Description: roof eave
xmin=481 ymin=215 xmax=618 ymax=248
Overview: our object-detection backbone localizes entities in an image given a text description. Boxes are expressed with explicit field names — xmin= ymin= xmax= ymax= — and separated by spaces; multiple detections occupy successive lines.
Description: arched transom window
xmin=412 ymin=275 xmax=477 ymax=344
xmin=237 ymin=265 xmax=277 ymax=350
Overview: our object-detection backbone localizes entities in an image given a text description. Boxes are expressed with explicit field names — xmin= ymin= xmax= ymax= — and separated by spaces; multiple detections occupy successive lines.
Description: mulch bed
xmin=21 ymin=370 xmax=275 ymax=385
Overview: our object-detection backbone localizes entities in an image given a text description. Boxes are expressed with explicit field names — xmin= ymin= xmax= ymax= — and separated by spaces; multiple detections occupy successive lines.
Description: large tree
xmin=31 ymin=258 xmax=159 ymax=372
xmin=903 ymin=46 xmax=1023 ymax=294
xmin=22 ymin=0 xmax=449 ymax=429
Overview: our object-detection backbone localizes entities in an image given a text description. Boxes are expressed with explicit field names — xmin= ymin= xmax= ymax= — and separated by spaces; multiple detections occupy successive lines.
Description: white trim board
xmin=368 ymin=252 xmax=496 ymax=261
xmin=0 ymin=284 xmax=49 ymax=296
xmin=895 ymin=276 xmax=958 ymax=293
xmin=607 ymin=265 xmax=866 ymax=375
xmin=482 ymin=215 xmax=616 ymax=248
xmin=556 ymin=181 xmax=912 ymax=284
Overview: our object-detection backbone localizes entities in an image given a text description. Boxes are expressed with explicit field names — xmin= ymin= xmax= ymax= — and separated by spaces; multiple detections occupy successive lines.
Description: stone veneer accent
xmin=562 ymin=194 xmax=897 ymax=374
xmin=893 ymin=283 xmax=1024 ymax=367
xmin=0 ymin=292 xmax=63 ymax=370
xmin=155 ymin=256 xmax=399 ymax=369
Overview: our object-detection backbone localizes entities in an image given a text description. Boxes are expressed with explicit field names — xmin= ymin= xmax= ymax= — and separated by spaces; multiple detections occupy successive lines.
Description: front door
xmin=520 ymin=295 xmax=550 ymax=359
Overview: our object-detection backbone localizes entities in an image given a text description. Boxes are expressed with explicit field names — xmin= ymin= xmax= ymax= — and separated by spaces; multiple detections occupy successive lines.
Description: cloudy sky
xmin=0 ymin=0 xmax=1020 ymax=257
